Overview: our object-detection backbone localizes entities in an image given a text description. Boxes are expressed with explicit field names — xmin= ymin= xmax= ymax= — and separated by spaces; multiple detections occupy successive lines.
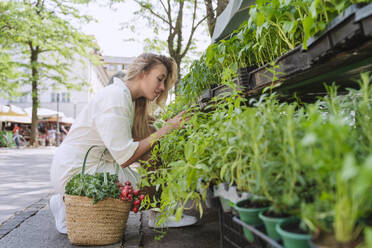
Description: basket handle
xmin=81 ymin=145 xmax=120 ymax=185
xmin=96 ymin=148 xmax=121 ymax=185
xmin=81 ymin=145 xmax=105 ymax=176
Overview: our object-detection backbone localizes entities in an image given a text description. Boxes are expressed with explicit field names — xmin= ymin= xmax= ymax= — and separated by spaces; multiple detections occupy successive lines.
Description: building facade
xmin=103 ymin=55 xmax=135 ymax=78
xmin=0 ymin=53 xmax=109 ymax=119
xmin=0 ymin=54 xmax=139 ymax=119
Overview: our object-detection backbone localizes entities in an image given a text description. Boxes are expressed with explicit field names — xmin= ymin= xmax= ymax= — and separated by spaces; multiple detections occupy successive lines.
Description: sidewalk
xmin=0 ymin=194 xmax=220 ymax=248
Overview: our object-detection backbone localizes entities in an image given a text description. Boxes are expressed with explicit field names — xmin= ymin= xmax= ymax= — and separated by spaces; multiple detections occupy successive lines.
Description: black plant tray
xmin=237 ymin=66 xmax=258 ymax=89
xmin=218 ymin=200 xmax=284 ymax=248
xmin=305 ymin=3 xmax=372 ymax=61
xmin=199 ymin=78 xmax=242 ymax=105
xmin=219 ymin=205 xmax=265 ymax=248
xmin=243 ymin=3 xmax=372 ymax=100
xmin=199 ymin=3 xmax=372 ymax=104
xmin=232 ymin=216 xmax=284 ymax=248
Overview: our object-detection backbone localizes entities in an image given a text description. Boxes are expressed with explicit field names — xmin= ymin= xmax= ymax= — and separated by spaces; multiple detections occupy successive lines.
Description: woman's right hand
xmin=164 ymin=110 xmax=189 ymax=131
xmin=155 ymin=111 xmax=189 ymax=140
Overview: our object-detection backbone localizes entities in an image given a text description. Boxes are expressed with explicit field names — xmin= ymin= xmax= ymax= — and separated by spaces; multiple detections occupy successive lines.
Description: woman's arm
xmin=121 ymin=111 xmax=186 ymax=168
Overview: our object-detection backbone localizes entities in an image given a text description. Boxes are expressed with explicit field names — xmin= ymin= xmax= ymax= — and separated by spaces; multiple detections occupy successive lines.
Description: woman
xmin=50 ymin=53 xmax=196 ymax=234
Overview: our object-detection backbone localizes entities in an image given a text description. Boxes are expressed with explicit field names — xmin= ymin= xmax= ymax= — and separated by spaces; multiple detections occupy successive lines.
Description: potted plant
xmin=277 ymin=218 xmax=312 ymax=248
xmin=234 ymin=197 xmax=270 ymax=241
xmin=300 ymin=76 xmax=372 ymax=248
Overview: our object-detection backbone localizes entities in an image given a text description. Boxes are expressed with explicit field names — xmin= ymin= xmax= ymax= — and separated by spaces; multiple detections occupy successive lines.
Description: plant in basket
xmin=65 ymin=172 xmax=122 ymax=204
xmin=63 ymin=146 xmax=147 ymax=246
xmin=64 ymin=172 xmax=132 ymax=246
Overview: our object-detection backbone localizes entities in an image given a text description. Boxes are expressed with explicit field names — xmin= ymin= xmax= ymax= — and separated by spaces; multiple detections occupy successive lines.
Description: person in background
xmin=49 ymin=53 xmax=196 ymax=234
xmin=12 ymin=124 xmax=20 ymax=148
xmin=60 ymin=125 xmax=68 ymax=142
xmin=51 ymin=128 xmax=57 ymax=146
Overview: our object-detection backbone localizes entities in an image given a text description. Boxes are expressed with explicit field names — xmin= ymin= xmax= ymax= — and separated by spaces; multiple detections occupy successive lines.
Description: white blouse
xmin=50 ymin=78 xmax=140 ymax=193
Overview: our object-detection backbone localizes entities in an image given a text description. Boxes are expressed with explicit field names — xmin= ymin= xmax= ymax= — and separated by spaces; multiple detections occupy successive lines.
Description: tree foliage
xmin=0 ymin=2 xmax=21 ymax=97
xmin=0 ymin=0 xmax=99 ymax=145
xmin=113 ymin=0 xmax=228 ymax=92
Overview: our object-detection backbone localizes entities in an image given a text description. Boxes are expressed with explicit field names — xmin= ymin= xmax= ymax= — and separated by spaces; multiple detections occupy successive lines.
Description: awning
xmin=0 ymin=115 xmax=31 ymax=123
xmin=0 ymin=104 xmax=31 ymax=123
xmin=211 ymin=0 xmax=255 ymax=43
xmin=0 ymin=105 xmax=73 ymax=124
xmin=61 ymin=116 xmax=75 ymax=124
xmin=24 ymin=107 xmax=65 ymax=119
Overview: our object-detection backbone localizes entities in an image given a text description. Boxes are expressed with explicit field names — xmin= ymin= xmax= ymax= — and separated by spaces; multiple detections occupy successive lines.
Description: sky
xmin=76 ymin=2 xmax=145 ymax=57
xmin=75 ymin=1 xmax=211 ymax=58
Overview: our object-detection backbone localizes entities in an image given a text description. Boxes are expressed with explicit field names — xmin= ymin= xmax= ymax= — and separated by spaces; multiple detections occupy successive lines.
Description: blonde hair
xmin=125 ymin=53 xmax=178 ymax=141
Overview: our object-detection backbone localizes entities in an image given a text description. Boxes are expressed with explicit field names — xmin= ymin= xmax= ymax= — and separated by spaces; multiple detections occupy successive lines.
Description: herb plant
xmin=141 ymin=72 xmax=372 ymax=245
xmin=65 ymin=172 xmax=121 ymax=204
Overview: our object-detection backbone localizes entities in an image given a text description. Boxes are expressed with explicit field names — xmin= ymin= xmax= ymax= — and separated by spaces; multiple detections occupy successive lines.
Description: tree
xmin=116 ymin=0 xmax=229 ymax=92
xmin=0 ymin=2 xmax=21 ymax=97
xmin=204 ymin=0 xmax=229 ymax=37
xmin=2 ymin=0 xmax=98 ymax=146
xmin=132 ymin=1 xmax=206 ymax=82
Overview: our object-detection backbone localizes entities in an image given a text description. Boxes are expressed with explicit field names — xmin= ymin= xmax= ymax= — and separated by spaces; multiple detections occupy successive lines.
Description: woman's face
xmin=140 ymin=63 xmax=168 ymax=101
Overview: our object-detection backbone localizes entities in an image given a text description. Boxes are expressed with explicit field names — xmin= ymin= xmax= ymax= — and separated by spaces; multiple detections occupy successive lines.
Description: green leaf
xmin=309 ymin=0 xmax=319 ymax=18
xmin=341 ymin=154 xmax=357 ymax=181
xmin=257 ymin=12 xmax=265 ymax=27
xmin=195 ymin=163 xmax=210 ymax=172
xmin=365 ymin=227 xmax=372 ymax=247
xmin=282 ymin=21 xmax=295 ymax=34
xmin=302 ymin=15 xmax=314 ymax=49
xmin=184 ymin=141 xmax=193 ymax=162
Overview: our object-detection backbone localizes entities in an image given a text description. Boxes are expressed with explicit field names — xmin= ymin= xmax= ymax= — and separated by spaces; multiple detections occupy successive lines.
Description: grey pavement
xmin=0 ymin=147 xmax=220 ymax=247
xmin=0 ymin=147 xmax=55 ymax=224
xmin=141 ymin=206 xmax=220 ymax=248
xmin=0 ymin=194 xmax=128 ymax=248
xmin=0 ymin=194 xmax=220 ymax=248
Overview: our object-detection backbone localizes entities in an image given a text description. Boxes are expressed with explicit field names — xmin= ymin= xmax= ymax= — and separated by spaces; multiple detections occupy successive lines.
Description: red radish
xmin=134 ymin=200 xmax=141 ymax=206
xmin=133 ymin=189 xmax=140 ymax=196
xmin=140 ymin=194 xmax=145 ymax=201
xmin=133 ymin=207 xmax=138 ymax=213
xmin=127 ymin=194 xmax=133 ymax=201
xmin=125 ymin=181 xmax=131 ymax=186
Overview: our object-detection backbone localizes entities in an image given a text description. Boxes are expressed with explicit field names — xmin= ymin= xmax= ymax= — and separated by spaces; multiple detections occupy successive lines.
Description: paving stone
xmin=0 ymin=194 xmax=220 ymax=248
xmin=0 ymin=229 xmax=11 ymax=235
xmin=14 ymin=211 xmax=36 ymax=218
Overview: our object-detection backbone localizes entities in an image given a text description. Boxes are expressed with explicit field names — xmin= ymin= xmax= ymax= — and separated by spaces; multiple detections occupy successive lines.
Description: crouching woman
xmin=49 ymin=53 xmax=196 ymax=234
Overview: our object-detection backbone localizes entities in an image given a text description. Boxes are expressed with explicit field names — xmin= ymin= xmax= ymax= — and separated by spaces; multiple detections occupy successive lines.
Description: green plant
xmin=178 ymin=55 xmax=220 ymax=104
xmin=181 ymin=0 xmax=364 ymax=102
xmin=300 ymin=73 xmax=372 ymax=244
xmin=144 ymin=71 xmax=372 ymax=244
xmin=65 ymin=172 xmax=121 ymax=204
xmin=0 ymin=131 xmax=13 ymax=147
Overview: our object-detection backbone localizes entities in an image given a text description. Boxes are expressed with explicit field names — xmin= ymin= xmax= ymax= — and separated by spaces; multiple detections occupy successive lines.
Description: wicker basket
xmin=65 ymin=194 xmax=131 ymax=245
xmin=64 ymin=145 xmax=132 ymax=245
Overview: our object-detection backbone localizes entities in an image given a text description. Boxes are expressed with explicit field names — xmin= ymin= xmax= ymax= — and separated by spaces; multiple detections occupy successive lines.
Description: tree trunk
xmin=216 ymin=0 xmax=229 ymax=17
xmin=204 ymin=0 xmax=230 ymax=38
xmin=204 ymin=0 xmax=215 ymax=37
xmin=30 ymin=44 xmax=39 ymax=146
xmin=174 ymin=57 xmax=182 ymax=94
xmin=168 ymin=0 xmax=184 ymax=94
